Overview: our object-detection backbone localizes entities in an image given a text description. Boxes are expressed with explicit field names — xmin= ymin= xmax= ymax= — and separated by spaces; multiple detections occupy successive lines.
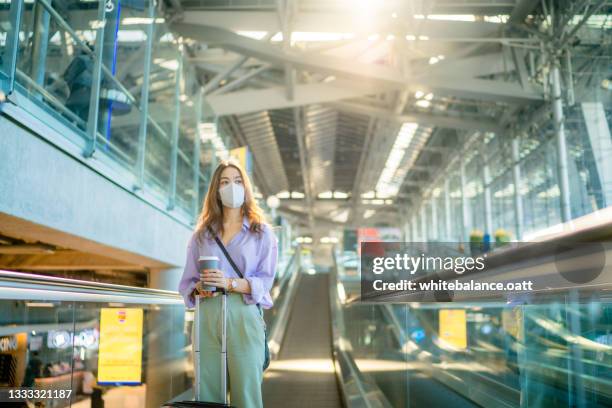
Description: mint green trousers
xmin=193 ymin=293 xmax=265 ymax=408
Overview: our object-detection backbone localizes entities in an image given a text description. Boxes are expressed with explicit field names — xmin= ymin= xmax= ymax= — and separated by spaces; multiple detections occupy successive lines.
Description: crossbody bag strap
xmin=210 ymin=229 xmax=262 ymax=310
xmin=213 ymin=235 xmax=244 ymax=280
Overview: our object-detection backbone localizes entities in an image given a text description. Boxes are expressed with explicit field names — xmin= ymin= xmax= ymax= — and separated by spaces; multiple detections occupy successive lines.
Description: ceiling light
xmin=429 ymin=57 xmax=440 ymax=64
xmin=122 ymin=17 xmax=164 ymax=25
xmin=419 ymin=35 xmax=429 ymax=40
xmin=291 ymin=191 xmax=305 ymax=199
xmin=368 ymin=34 xmax=380 ymax=41
xmin=26 ymin=302 xmax=55 ymax=308
xmin=318 ymin=191 xmax=333 ymax=199
xmin=415 ymin=90 xmax=425 ymax=99
xmin=427 ymin=14 xmax=476 ymax=22
xmin=363 ymin=209 xmax=376 ymax=219
xmin=320 ymin=236 xmax=339 ymax=244
xmin=333 ymin=191 xmax=349 ymax=199
xmin=375 ymin=122 xmax=419 ymax=198
xmin=386 ymin=34 xmax=395 ymax=41
xmin=405 ymin=34 xmax=416 ymax=41
xmin=424 ymin=93 xmax=434 ymax=101
xmin=416 ymin=100 xmax=431 ymax=108
xmin=236 ymin=31 xmax=268 ymax=40
xmin=361 ymin=191 xmax=376 ymax=199
xmin=391 ymin=12 xmax=398 ymax=19
xmin=277 ymin=190 xmax=291 ymax=199
xmin=159 ymin=59 xmax=179 ymax=71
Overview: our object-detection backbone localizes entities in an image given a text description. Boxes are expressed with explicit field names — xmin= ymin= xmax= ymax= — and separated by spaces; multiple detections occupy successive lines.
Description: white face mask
xmin=219 ymin=183 xmax=245 ymax=208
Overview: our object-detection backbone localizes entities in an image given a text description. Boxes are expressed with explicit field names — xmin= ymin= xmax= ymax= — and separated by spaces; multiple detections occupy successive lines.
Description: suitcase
xmin=164 ymin=290 xmax=234 ymax=407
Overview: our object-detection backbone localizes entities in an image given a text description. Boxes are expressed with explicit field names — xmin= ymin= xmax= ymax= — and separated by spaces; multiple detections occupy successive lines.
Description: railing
xmin=1 ymin=0 xmax=217 ymax=223
xmin=330 ymin=229 xmax=612 ymax=408
xmin=0 ymin=270 xmax=191 ymax=408
xmin=330 ymin=252 xmax=393 ymax=408
xmin=265 ymin=251 xmax=301 ymax=358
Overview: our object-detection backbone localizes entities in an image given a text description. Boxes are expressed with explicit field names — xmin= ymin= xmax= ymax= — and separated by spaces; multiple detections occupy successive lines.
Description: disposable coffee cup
xmin=198 ymin=255 xmax=219 ymax=292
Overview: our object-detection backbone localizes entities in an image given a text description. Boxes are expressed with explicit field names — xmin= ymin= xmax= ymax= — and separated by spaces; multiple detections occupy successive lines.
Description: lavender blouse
xmin=178 ymin=218 xmax=278 ymax=309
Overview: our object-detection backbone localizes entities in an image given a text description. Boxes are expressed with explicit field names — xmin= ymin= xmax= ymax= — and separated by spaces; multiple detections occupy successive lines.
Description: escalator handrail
xmin=0 ymin=269 xmax=183 ymax=304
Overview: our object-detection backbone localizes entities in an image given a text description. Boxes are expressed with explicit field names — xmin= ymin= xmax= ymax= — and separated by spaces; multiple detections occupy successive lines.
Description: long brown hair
xmin=195 ymin=159 xmax=266 ymax=240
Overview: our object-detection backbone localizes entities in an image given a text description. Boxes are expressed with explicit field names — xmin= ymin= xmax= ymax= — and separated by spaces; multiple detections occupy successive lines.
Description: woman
xmin=178 ymin=159 xmax=277 ymax=408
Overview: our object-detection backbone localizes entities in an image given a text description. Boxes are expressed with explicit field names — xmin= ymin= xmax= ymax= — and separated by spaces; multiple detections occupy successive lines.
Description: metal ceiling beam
xmin=202 ymin=55 xmax=249 ymax=94
xmin=180 ymin=10 xmax=504 ymax=39
xmin=209 ymin=64 xmax=271 ymax=95
xmin=205 ymin=80 xmax=386 ymax=116
xmin=421 ymin=53 xmax=515 ymax=78
xmin=334 ymin=101 xmax=502 ymax=133
xmin=171 ymin=23 xmax=542 ymax=103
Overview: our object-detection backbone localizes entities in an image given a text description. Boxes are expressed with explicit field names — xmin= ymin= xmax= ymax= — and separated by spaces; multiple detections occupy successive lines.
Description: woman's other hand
xmin=194 ymin=281 xmax=215 ymax=298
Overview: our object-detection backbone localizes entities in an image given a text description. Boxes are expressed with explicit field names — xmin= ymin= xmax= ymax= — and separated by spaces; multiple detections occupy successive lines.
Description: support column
xmin=168 ymin=46 xmax=183 ymax=210
xmin=420 ymin=205 xmax=427 ymax=242
xmin=411 ymin=214 xmax=419 ymax=242
xmin=135 ymin=1 xmax=156 ymax=190
xmin=460 ymin=159 xmax=471 ymax=241
xmin=444 ymin=178 xmax=451 ymax=240
xmin=84 ymin=0 xmax=107 ymax=157
xmin=2 ymin=0 xmax=24 ymax=95
xmin=30 ymin=2 xmax=50 ymax=91
xmin=482 ymin=152 xmax=493 ymax=238
xmin=99 ymin=0 xmax=122 ymax=142
xmin=551 ymin=64 xmax=571 ymax=222
xmin=512 ymin=137 xmax=524 ymax=240
xmin=430 ymin=197 xmax=438 ymax=241
xmin=192 ymin=89 xmax=203 ymax=219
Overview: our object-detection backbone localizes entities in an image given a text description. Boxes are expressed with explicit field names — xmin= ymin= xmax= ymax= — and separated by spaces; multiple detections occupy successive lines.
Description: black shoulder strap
xmin=210 ymin=227 xmax=262 ymax=309
xmin=213 ymin=235 xmax=244 ymax=279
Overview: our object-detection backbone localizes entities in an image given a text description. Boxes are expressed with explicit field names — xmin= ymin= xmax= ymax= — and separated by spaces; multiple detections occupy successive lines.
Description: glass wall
xmin=1 ymin=0 xmax=220 ymax=223
xmin=416 ymin=99 xmax=612 ymax=243
xmin=334 ymin=251 xmax=612 ymax=408
xmin=0 ymin=283 xmax=191 ymax=407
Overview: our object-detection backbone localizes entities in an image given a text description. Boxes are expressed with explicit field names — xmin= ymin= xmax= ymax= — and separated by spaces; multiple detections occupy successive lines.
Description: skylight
xmin=375 ymin=122 xmax=418 ymax=198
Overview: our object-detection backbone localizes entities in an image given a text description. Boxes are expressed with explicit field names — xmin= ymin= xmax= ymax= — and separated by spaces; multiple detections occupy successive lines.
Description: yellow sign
xmin=439 ymin=309 xmax=467 ymax=349
xmin=230 ymin=146 xmax=252 ymax=174
xmin=98 ymin=308 xmax=143 ymax=385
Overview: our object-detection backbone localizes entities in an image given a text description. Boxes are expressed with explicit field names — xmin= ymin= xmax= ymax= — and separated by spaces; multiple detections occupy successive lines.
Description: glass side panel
xmin=336 ymin=255 xmax=612 ymax=408
xmin=0 ymin=297 xmax=192 ymax=407
xmin=15 ymin=0 xmax=102 ymax=136
xmin=0 ymin=0 xmax=13 ymax=79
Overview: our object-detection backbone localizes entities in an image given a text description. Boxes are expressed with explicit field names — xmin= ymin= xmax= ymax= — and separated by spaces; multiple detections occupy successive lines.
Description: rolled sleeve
xmin=178 ymin=234 xmax=199 ymax=308
xmin=245 ymin=227 xmax=278 ymax=307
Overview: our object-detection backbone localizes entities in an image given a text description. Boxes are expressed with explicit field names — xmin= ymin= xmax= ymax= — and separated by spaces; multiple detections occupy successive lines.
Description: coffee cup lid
xmin=198 ymin=255 xmax=219 ymax=261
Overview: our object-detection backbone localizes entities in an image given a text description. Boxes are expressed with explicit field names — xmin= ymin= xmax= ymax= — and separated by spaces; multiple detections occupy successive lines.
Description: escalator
xmin=263 ymin=273 xmax=343 ymax=408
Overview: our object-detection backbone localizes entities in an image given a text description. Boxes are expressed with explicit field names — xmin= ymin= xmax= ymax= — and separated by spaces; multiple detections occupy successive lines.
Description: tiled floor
xmin=262 ymin=273 xmax=343 ymax=408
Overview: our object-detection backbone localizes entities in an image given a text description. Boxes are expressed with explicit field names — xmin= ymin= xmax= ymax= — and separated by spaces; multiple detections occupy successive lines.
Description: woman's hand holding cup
xmin=201 ymin=268 xmax=228 ymax=290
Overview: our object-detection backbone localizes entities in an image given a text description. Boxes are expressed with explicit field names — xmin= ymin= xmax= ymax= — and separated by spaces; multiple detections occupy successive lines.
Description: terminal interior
xmin=0 ymin=0 xmax=611 ymax=407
